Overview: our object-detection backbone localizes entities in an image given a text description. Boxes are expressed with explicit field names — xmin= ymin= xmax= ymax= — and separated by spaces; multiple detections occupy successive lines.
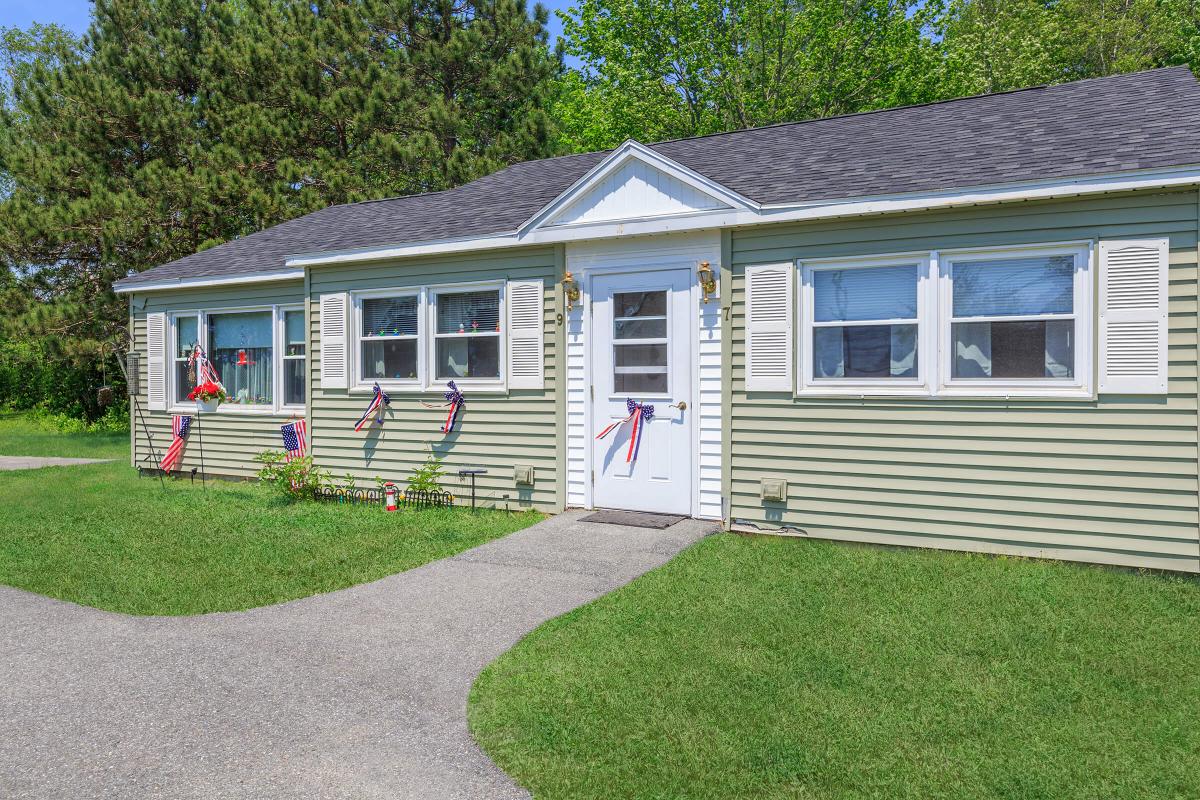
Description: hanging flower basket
xmin=188 ymin=380 xmax=226 ymax=413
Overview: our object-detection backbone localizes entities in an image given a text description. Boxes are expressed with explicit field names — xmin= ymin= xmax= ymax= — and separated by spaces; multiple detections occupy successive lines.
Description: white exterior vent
xmin=319 ymin=292 xmax=348 ymax=389
xmin=744 ymin=264 xmax=793 ymax=392
xmin=506 ymin=279 xmax=544 ymax=389
xmin=145 ymin=312 xmax=167 ymax=410
xmin=1098 ymin=239 xmax=1169 ymax=394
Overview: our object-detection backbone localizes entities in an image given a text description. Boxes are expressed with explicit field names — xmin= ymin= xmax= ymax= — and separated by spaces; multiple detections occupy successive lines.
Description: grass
xmin=0 ymin=412 xmax=540 ymax=615
xmin=470 ymin=534 xmax=1200 ymax=799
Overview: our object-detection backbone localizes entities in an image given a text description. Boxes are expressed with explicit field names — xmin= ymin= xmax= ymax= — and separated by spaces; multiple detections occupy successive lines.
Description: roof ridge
xmin=642 ymin=65 xmax=1195 ymax=149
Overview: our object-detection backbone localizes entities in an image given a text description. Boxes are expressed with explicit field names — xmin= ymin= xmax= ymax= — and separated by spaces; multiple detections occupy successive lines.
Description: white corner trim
xmin=114 ymin=269 xmax=305 ymax=294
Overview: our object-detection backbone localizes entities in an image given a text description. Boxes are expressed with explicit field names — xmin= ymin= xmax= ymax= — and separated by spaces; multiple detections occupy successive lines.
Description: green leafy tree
xmin=553 ymin=0 xmax=940 ymax=150
xmin=935 ymin=0 xmax=1200 ymax=96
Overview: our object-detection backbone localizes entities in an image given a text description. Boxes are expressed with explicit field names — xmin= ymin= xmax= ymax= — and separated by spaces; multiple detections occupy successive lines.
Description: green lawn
xmin=470 ymin=534 xmax=1200 ymax=799
xmin=0 ymin=413 xmax=540 ymax=615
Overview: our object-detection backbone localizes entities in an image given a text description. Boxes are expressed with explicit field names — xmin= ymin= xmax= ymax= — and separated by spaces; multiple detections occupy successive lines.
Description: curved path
xmin=0 ymin=512 xmax=715 ymax=799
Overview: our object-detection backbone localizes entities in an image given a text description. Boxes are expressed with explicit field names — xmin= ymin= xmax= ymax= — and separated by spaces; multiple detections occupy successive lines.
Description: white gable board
xmin=547 ymin=157 xmax=731 ymax=227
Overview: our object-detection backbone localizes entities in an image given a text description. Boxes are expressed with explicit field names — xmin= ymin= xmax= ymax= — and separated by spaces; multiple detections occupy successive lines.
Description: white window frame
xmin=170 ymin=313 xmax=201 ymax=405
xmin=353 ymin=288 xmax=424 ymax=391
xmin=610 ymin=285 xmax=672 ymax=400
xmin=937 ymin=243 xmax=1093 ymax=398
xmin=797 ymin=253 xmax=935 ymax=397
xmin=349 ymin=280 xmax=507 ymax=393
xmin=278 ymin=305 xmax=306 ymax=412
xmin=166 ymin=304 xmax=298 ymax=415
xmin=794 ymin=241 xmax=1094 ymax=399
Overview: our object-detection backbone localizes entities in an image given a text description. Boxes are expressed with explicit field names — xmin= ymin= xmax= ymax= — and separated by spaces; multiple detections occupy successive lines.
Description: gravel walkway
xmin=0 ymin=511 xmax=716 ymax=799
xmin=0 ymin=456 xmax=112 ymax=470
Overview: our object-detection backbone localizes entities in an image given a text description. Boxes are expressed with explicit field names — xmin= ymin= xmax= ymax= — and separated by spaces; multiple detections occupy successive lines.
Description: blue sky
xmin=0 ymin=0 xmax=575 ymax=46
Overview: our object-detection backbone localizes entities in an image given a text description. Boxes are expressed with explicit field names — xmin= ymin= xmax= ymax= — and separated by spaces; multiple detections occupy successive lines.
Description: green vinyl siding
xmin=727 ymin=188 xmax=1200 ymax=573
xmin=129 ymin=282 xmax=305 ymax=478
xmin=308 ymin=247 xmax=561 ymax=511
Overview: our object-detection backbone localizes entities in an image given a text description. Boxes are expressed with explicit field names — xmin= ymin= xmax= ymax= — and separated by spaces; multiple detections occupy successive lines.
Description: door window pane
xmin=612 ymin=290 xmax=668 ymax=395
xmin=615 ymin=372 xmax=668 ymax=394
xmin=436 ymin=337 xmax=500 ymax=379
xmin=814 ymin=264 xmax=918 ymax=322
xmin=614 ymin=291 xmax=667 ymax=317
xmin=208 ymin=311 xmax=273 ymax=405
xmin=952 ymin=255 xmax=1074 ymax=317
xmin=953 ymin=320 xmax=1074 ymax=379
xmin=363 ymin=339 xmax=419 ymax=380
xmin=614 ymin=318 xmax=667 ymax=339
xmin=814 ymin=324 xmax=917 ymax=379
xmin=615 ymin=344 xmax=667 ymax=368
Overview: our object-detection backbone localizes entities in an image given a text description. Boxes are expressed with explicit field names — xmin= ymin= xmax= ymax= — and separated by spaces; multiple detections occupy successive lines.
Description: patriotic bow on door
xmin=595 ymin=398 xmax=654 ymax=463
xmin=354 ymin=383 xmax=391 ymax=432
xmin=160 ymin=414 xmax=193 ymax=472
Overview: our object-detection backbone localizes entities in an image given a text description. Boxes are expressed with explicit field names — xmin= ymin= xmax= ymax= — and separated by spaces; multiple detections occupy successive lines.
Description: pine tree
xmin=0 ymin=0 xmax=559 ymax=417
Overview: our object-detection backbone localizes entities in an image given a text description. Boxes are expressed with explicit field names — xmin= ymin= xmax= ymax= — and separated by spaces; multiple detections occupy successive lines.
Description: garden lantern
xmin=384 ymin=482 xmax=399 ymax=512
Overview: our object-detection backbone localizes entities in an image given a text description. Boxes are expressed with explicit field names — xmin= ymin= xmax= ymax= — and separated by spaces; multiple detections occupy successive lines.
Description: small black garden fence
xmin=314 ymin=486 xmax=454 ymax=508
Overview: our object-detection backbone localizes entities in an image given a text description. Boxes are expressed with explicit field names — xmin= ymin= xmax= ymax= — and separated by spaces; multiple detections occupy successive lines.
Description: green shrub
xmin=254 ymin=451 xmax=332 ymax=500
xmin=407 ymin=451 xmax=446 ymax=494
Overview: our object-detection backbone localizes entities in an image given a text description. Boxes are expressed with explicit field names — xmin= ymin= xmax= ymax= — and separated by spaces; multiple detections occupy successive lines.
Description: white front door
xmin=591 ymin=269 xmax=692 ymax=515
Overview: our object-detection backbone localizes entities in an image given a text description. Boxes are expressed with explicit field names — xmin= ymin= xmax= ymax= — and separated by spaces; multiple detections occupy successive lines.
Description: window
xmin=351 ymin=283 xmax=507 ymax=390
xmin=947 ymin=253 xmax=1077 ymax=381
xmin=612 ymin=290 xmax=668 ymax=394
xmin=208 ymin=310 xmax=274 ymax=406
xmin=433 ymin=289 xmax=501 ymax=381
xmin=168 ymin=305 xmax=302 ymax=413
xmin=793 ymin=243 xmax=1091 ymax=398
xmin=810 ymin=264 xmax=919 ymax=381
xmin=361 ymin=295 xmax=419 ymax=382
xmin=282 ymin=309 xmax=306 ymax=406
xmin=173 ymin=314 xmax=199 ymax=403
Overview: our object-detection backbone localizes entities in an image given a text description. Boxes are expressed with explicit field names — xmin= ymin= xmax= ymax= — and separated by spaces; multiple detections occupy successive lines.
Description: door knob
xmin=671 ymin=401 xmax=687 ymax=410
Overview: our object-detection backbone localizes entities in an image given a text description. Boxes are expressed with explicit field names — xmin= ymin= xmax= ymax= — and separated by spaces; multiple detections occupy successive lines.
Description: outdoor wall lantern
xmin=697 ymin=261 xmax=717 ymax=304
xmin=562 ymin=270 xmax=581 ymax=311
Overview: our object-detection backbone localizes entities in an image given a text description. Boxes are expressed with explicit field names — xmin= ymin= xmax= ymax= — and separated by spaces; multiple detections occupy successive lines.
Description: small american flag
xmin=281 ymin=419 xmax=308 ymax=461
xmin=160 ymin=415 xmax=192 ymax=472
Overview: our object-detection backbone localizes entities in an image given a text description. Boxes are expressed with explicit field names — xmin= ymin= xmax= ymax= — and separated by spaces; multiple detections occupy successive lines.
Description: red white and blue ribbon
xmin=441 ymin=381 xmax=465 ymax=433
xmin=354 ymin=383 xmax=391 ymax=432
xmin=418 ymin=381 xmax=466 ymax=434
xmin=595 ymin=399 xmax=654 ymax=463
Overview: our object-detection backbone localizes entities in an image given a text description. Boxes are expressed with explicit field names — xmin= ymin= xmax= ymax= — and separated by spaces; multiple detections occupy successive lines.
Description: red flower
xmin=188 ymin=381 xmax=225 ymax=401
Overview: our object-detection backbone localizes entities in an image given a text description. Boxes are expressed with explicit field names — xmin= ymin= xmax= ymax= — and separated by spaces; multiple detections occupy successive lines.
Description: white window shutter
xmin=745 ymin=264 xmax=794 ymax=392
xmin=320 ymin=293 xmax=349 ymax=389
xmin=145 ymin=312 xmax=168 ymax=410
xmin=507 ymin=279 xmax=544 ymax=390
xmin=1099 ymin=239 xmax=1169 ymax=394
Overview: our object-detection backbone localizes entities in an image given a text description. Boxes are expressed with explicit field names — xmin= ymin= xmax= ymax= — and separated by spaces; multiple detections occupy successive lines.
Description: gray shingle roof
xmin=115 ymin=66 xmax=1200 ymax=290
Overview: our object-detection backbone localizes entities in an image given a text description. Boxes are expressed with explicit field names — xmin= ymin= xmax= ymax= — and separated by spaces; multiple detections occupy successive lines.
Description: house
xmin=115 ymin=66 xmax=1200 ymax=573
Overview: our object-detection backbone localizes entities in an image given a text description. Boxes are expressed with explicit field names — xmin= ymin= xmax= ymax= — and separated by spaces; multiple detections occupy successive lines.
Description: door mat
xmin=580 ymin=510 xmax=687 ymax=529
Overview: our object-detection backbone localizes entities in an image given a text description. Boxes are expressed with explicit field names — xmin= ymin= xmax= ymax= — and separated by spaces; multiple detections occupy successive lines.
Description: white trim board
xmin=565 ymin=231 xmax=723 ymax=520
